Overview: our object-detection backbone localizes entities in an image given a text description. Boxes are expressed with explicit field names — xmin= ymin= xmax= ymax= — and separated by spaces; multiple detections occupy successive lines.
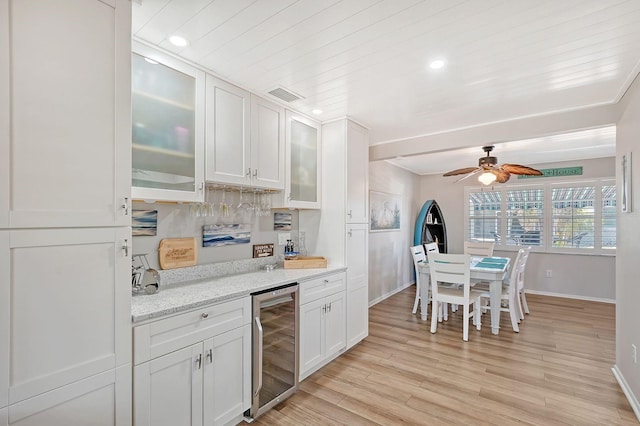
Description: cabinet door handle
xmin=198 ymin=182 xmax=204 ymax=192
xmin=121 ymin=197 xmax=129 ymax=216
xmin=195 ymin=353 xmax=202 ymax=370
xmin=347 ymin=230 xmax=353 ymax=237
xmin=122 ymin=239 xmax=129 ymax=257
xmin=324 ymin=279 xmax=329 ymax=284
xmin=201 ymin=312 xmax=209 ymax=319
xmin=246 ymin=168 xmax=252 ymax=178
xmin=328 ymin=302 xmax=332 ymax=313
xmin=206 ymin=348 xmax=213 ymax=363
xmin=347 ymin=210 xmax=352 ymax=218
xmin=254 ymin=316 xmax=263 ymax=397
xmin=252 ymin=169 xmax=258 ymax=178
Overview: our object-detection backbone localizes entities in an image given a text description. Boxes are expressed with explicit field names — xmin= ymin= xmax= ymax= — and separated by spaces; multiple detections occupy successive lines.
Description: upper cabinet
xmin=346 ymin=121 xmax=369 ymax=223
xmin=131 ymin=41 xmax=205 ymax=203
xmin=273 ymin=111 xmax=322 ymax=209
xmin=205 ymin=78 xmax=284 ymax=190
xmin=250 ymin=95 xmax=285 ymax=189
xmin=0 ymin=0 xmax=131 ymax=228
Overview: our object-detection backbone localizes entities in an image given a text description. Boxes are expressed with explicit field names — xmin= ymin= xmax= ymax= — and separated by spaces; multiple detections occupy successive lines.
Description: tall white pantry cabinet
xmin=0 ymin=1 xmax=132 ymax=425
xmin=310 ymin=118 xmax=369 ymax=350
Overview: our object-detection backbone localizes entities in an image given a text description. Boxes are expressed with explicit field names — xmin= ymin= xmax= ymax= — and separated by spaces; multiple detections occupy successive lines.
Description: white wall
xmin=615 ymin=75 xmax=640 ymax=413
xmin=131 ymin=198 xmax=298 ymax=270
xmin=368 ymin=160 xmax=422 ymax=303
xmin=419 ymin=157 xmax=616 ymax=301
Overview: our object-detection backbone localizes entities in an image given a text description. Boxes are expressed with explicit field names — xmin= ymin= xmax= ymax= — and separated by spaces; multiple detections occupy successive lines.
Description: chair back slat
xmin=464 ymin=241 xmax=495 ymax=257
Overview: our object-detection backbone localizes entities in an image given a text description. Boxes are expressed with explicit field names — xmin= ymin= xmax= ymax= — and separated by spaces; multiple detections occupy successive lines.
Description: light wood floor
xmin=250 ymin=287 xmax=638 ymax=425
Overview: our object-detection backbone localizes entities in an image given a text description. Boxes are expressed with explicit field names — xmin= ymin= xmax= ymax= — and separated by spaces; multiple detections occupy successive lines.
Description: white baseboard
xmin=524 ymin=289 xmax=615 ymax=304
xmin=369 ymin=281 xmax=414 ymax=307
xmin=612 ymin=365 xmax=640 ymax=422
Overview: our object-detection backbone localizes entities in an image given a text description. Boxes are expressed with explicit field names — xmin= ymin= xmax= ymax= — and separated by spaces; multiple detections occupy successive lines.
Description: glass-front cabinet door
xmin=131 ymin=42 xmax=204 ymax=202
xmin=275 ymin=111 xmax=321 ymax=209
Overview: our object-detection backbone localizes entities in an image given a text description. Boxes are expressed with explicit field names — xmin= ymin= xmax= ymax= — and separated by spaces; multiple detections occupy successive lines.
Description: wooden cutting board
xmin=158 ymin=238 xmax=198 ymax=270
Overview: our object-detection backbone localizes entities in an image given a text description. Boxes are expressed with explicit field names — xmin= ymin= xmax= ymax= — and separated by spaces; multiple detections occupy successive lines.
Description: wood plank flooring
xmin=248 ymin=287 xmax=638 ymax=425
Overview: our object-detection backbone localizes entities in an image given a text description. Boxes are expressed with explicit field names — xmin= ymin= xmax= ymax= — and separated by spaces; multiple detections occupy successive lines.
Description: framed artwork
xmin=622 ymin=152 xmax=632 ymax=213
xmin=370 ymin=190 xmax=401 ymax=232
xmin=274 ymin=212 xmax=292 ymax=230
xmin=203 ymin=224 xmax=251 ymax=247
xmin=132 ymin=210 xmax=158 ymax=236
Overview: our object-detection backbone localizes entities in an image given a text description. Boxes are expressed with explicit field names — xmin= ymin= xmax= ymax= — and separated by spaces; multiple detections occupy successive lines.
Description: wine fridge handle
xmin=254 ymin=316 xmax=263 ymax=397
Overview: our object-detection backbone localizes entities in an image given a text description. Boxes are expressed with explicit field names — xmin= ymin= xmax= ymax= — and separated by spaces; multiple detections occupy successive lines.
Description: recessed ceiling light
xmin=168 ymin=35 xmax=189 ymax=47
xmin=144 ymin=57 xmax=158 ymax=65
xmin=312 ymin=109 xmax=323 ymax=115
xmin=429 ymin=59 xmax=446 ymax=70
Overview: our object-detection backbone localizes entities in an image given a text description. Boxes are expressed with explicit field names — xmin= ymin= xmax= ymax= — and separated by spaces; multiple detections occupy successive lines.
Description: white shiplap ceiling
xmin=132 ymin=0 xmax=640 ymax=173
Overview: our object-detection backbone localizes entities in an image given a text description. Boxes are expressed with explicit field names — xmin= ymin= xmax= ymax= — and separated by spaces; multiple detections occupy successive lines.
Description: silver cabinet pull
xmin=206 ymin=348 xmax=213 ymax=363
xmin=121 ymin=197 xmax=129 ymax=216
xmin=347 ymin=209 xmax=352 ymax=218
xmin=328 ymin=302 xmax=332 ymax=313
xmin=347 ymin=229 xmax=353 ymax=237
xmin=122 ymin=239 xmax=129 ymax=257
xmin=195 ymin=353 xmax=202 ymax=370
xmin=324 ymin=279 xmax=329 ymax=284
xmin=254 ymin=316 xmax=263 ymax=396
xmin=201 ymin=312 xmax=209 ymax=319
xmin=246 ymin=168 xmax=252 ymax=178
xmin=252 ymin=169 xmax=258 ymax=178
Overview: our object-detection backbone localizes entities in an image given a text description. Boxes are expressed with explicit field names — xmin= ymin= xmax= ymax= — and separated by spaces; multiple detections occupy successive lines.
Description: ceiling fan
xmin=443 ymin=145 xmax=543 ymax=185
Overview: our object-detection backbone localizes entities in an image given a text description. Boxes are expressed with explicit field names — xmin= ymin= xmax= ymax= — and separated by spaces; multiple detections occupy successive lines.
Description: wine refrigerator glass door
xmin=249 ymin=283 xmax=299 ymax=419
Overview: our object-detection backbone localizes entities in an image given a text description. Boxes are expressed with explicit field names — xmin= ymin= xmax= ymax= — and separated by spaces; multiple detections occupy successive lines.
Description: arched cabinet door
xmin=414 ymin=200 xmax=448 ymax=253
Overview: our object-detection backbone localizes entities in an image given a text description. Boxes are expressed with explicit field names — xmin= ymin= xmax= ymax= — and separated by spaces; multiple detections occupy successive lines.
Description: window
xmin=465 ymin=179 xmax=615 ymax=254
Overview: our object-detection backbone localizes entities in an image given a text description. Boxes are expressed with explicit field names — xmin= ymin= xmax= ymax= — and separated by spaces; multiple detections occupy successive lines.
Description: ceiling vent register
xmin=268 ymin=87 xmax=304 ymax=103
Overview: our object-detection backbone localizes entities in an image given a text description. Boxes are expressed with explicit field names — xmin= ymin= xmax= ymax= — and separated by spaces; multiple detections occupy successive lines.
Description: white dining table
xmin=418 ymin=256 xmax=511 ymax=335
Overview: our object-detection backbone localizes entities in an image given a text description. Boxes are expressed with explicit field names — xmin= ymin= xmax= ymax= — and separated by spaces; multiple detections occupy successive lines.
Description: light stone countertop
xmin=131 ymin=265 xmax=346 ymax=323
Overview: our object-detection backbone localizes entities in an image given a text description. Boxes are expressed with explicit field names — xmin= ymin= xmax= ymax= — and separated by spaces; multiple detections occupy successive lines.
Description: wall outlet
xmin=632 ymin=344 xmax=637 ymax=364
xmin=278 ymin=232 xmax=291 ymax=246
xmin=546 ymin=270 xmax=552 ymax=278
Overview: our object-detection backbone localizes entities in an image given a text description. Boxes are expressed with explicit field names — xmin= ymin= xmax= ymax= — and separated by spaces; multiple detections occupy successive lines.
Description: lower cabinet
xmin=4 ymin=366 xmax=131 ymax=426
xmin=133 ymin=298 xmax=251 ymax=426
xmin=299 ymin=272 xmax=346 ymax=380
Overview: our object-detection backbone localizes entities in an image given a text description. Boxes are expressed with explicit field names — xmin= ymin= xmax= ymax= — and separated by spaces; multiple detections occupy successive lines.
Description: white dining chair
xmin=410 ymin=245 xmax=428 ymax=315
xmin=516 ymin=246 xmax=532 ymax=319
xmin=427 ymin=252 xmax=483 ymax=341
xmin=463 ymin=241 xmax=495 ymax=257
xmin=477 ymin=249 xmax=525 ymax=332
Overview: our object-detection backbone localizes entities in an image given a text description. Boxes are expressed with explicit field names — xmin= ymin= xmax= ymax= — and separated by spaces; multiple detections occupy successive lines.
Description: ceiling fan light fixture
xmin=478 ymin=171 xmax=497 ymax=185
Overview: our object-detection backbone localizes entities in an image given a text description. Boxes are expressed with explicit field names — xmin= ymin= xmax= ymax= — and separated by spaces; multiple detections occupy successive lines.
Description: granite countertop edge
xmin=131 ymin=265 xmax=347 ymax=323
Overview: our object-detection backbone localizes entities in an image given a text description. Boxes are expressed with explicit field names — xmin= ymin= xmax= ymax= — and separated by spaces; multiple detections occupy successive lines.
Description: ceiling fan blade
xmin=501 ymin=164 xmax=543 ymax=176
xmin=443 ymin=166 xmax=479 ymax=177
xmin=493 ymin=168 xmax=511 ymax=183
xmin=454 ymin=168 xmax=482 ymax=183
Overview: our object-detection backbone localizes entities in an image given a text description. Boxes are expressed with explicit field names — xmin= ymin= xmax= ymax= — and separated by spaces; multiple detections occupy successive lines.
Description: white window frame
xmin=464 ymin=177 xmax=615 ymax=256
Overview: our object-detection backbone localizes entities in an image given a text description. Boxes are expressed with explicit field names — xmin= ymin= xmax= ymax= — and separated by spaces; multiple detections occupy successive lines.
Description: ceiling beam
xmin=369 ymin=103 xmax=621 ymax=162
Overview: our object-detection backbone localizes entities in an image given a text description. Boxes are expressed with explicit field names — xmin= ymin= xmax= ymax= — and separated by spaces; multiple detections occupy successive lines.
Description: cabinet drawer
xmin=133 ymin=297 xmax=250 ymax=365
xmin=300 ymin=272 xmax=346 ymax=305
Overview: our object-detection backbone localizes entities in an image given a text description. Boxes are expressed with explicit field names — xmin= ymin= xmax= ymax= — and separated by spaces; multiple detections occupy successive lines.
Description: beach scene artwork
xmin=203 ymin=224 xmax=251 ymax=247
xmin=132 ymin=210 xmax=158 ymax=236
xmin=274 ymin=212 xmax=292 ymax=230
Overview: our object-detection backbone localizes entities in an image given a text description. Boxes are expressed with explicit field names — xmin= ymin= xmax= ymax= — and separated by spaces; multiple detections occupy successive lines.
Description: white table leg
xmin=419 ymin=271 xmax=429 ymax=321
xmin=490 ymin=279 xmax=501 ymax=334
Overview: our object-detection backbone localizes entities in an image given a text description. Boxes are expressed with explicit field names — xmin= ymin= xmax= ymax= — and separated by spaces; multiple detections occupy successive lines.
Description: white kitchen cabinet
xmin=134 ymin=344 xmax=203 ymax=426
xmin=5 ymin=366 xmax=130 ymax=426
xmin=250 ymin=95 xmax=285 ymax=189
xmin=299 ymin=272 xmax=346 ymax=380
xmin=1 ymin=228 xmax=131 ymax=406
xmin=133 ymin=298 xmax=251 ymax=426
xmin=273 ymin=111 xmax=322 ymax=209
xmin=346 ymin=121 xmax=369 ymax=224
xmin=205 ymin=82 xmax=284 ymax=190
xmin=205 ymin=76 xmax=251 ymax=187
xmin=132 ymin=41 xmax=205 ymax=203
xmin=313 ymin=119 xmax=370 ymax=349
xmin=0 ymin=0 xmax=131 ymax=228
xmin=0 ymin=1 xmax=132 ymax=423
